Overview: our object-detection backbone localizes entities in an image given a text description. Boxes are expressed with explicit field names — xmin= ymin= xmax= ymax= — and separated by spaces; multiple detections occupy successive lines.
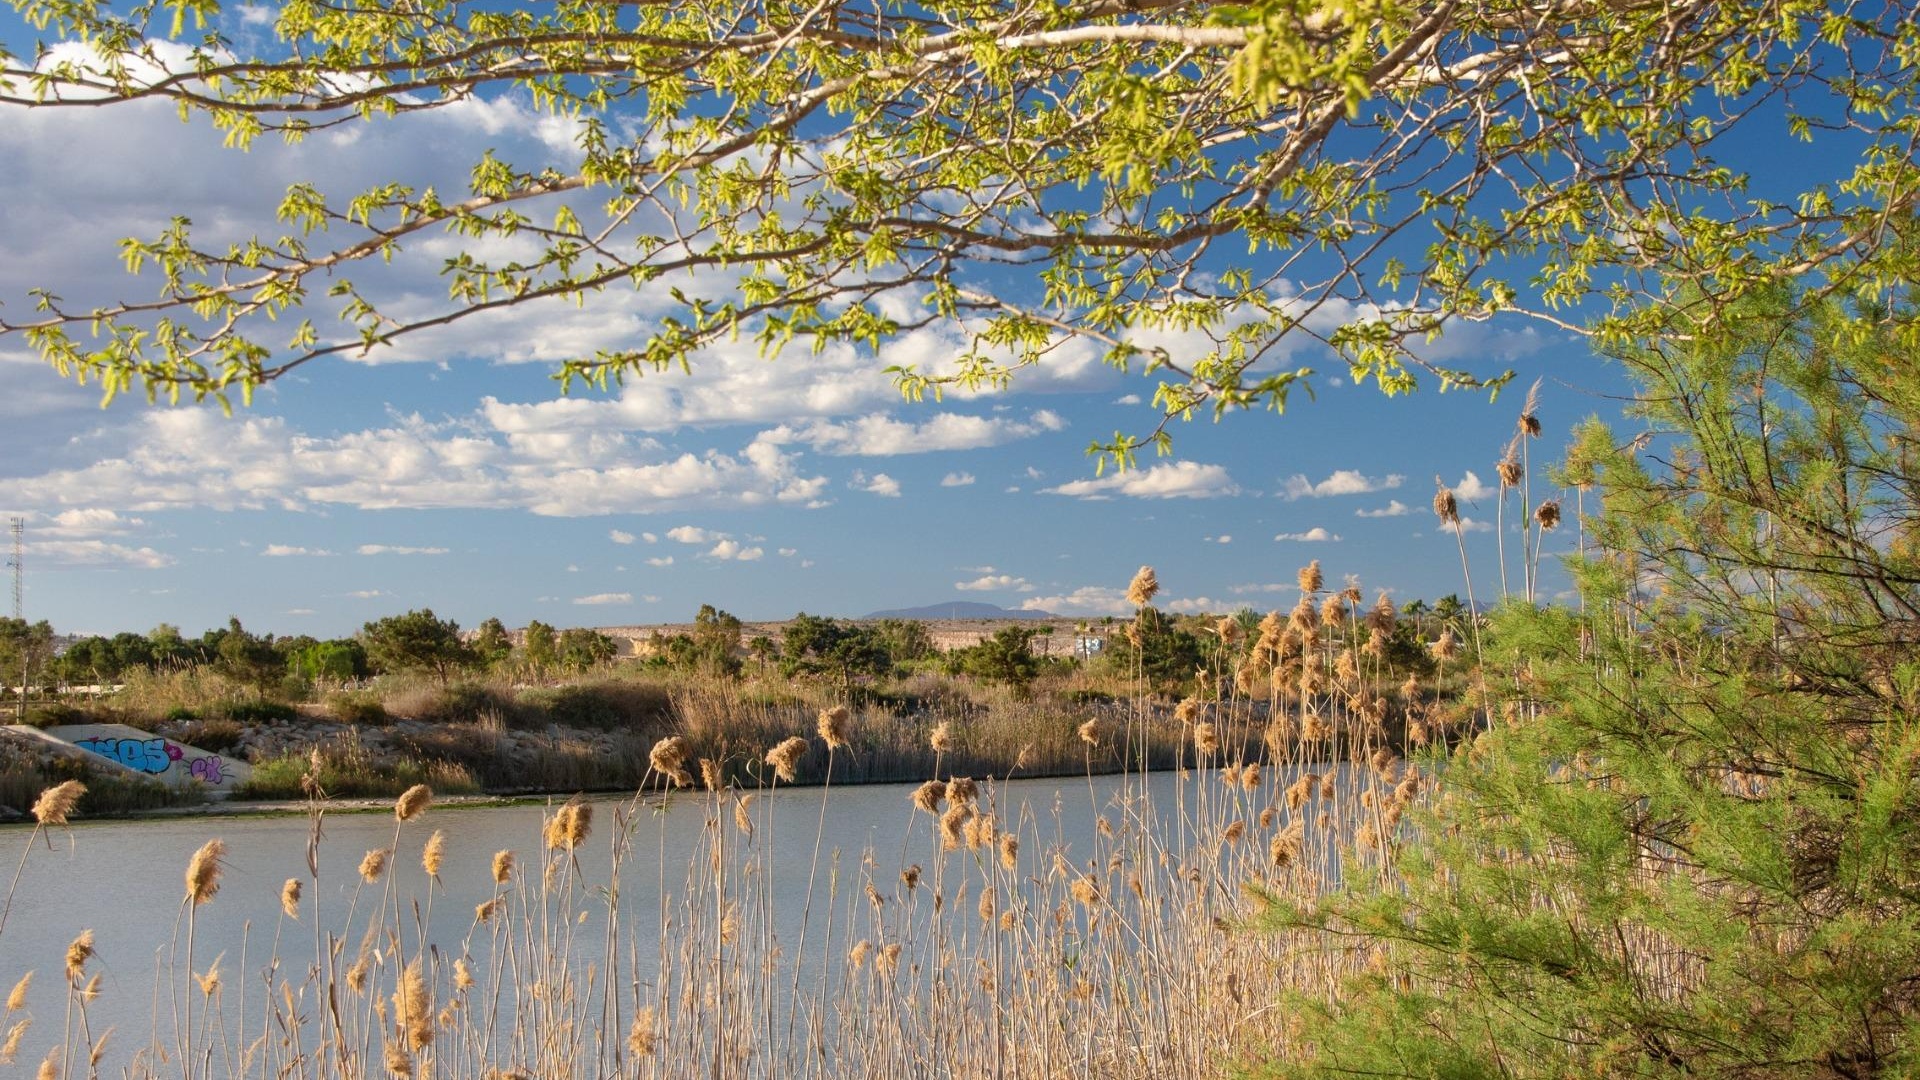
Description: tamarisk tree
xmin=3 ymin=1 xmax=1919 ymax=460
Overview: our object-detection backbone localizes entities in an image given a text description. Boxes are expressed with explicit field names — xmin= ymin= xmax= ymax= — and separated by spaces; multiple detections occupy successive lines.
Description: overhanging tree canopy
xmin=3 ymin=0 xmax=1917 ymax=462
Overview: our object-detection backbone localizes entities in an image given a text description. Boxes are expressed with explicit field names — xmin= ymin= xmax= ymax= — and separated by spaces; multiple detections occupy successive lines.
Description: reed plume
xmin=0 ymin=1019 xmax=25 ymax=1064
xmin=946 ymin=776 xmax=978 ymax=805
xmin=64 ymin=930 xmax=93 ymax=980
xmin=29 ymin=781 xmax=84 ymax=827
xmin=765 ymin=736 xmax=808 ymax=783
xmin=394 ymin=958 xmax=432 ymax=1050
xmin=1070 ymin=877 xmax=1101 ymax=907
xmin=1077 ymin=718 xmax=1106 ymax=747
xmin=1126 ymin=565 xmax=1159 ymax=606
xmin=699 ymin=757 xmax=723 ymax=791
xmin=185 ymin=840 xmax=225 ymax=905
xmin=1432 ymin=480 xmax=1459 ymax=525
xmin=491 ymin=850 xmax=514 ymax=884
xmin=1535 ymin=499 xmax=1561 ymax=529
xmin=545 ymin=800 xmax=592 ymax=851
xmin=1297 ymin=560 xmax=1323 ymax=594
xmin=929 ymin=720 xmax=953 ymax=753
xmin=394 ymin=784 xmax=432 ymax=823
xmin=911 ymin=780 xmax=947 ymax=814
xmin=1193 ymin=722 xmax=1219 ymax=755
xmin=5 ymin=972 xmax=27 ymax=1011
xmin=816 ymin=705 xmax=851 ymax=750
xmin=358 ymin=848 xmax=389 ymax=883
xmin=648 ymin=735 xmax=694 ymax=788
xmin=422 ymin=831 xmax=445 ymax=880
xmin=280 ymin=879 xmax=301 ymax=920
xmin=627 ymin=1006 xmax=657 ymax=1057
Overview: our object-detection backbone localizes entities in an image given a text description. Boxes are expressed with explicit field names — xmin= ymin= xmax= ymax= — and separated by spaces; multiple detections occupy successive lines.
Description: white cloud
xmin=357 ymin=544 xmax=448 ymax=556
xmin=1280 ymin=470 xmax=1404 ymax=499
xmin=347 ymin=589 xmax=386 ymax=599
xmin=706 ymin=539 xmax=764 ymax=561
xmin=852 ymin=471 xmax=902 ymax=498
xmin=27 ymin=539 xmax=174 ymax=570
xmin=0 ymin=411 xmax=831 ymax=517
xmin=940 ymin=471 xmax=976 ymax=487
xmin=1044 ymin=462 xmax=1239 ymax=500
xmin=758 ymin=410 xmax=1065 ymax=457
xmin=262 ymin=544 xmax=335 ymax=557
xmin=1019 ymin=587 xmax=1132 ymax=617
xmin=1451 ymin=471 xmax=1495 ymax=502
xmin=573 ymin=592 xmax=632 ymax=605
xmin=285 ymin=607 xmax=316 ymax=615
xmin=1274 ymin=527 xmax=1340 ymax=542
xmin=956 ymin=574 xmax=1034 ymax=593
xmin=1113 ymin=394 xmax=1142 ymax=405
xmin=1166 ymin=597 xmax=1229 ymax=615
xmin=35 ymin=509 xmax=147 ymax=538
xmin=645 ymin=556 xmax=674 ymax=567
xmin=609 ymin=529 xmax=636 ymax=544
xmin=777 ymin=547 xmax=798 ymax=557
xmin=1207 ymin=535 xmax=1232 ymax=544
xmin=641 ymin=532 xmax=659 ymax=543
xmin=566 ymin=564 xmax=581 ymax=572
xmin=1356 ymin=500 xmax=1411 ymax=518
xmin=666 ymin=526 xmax=712 ymax=544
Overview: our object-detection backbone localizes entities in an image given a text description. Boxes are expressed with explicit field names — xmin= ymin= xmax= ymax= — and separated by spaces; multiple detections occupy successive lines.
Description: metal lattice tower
xmin=7 ymin=517 xmax=19 ymax=621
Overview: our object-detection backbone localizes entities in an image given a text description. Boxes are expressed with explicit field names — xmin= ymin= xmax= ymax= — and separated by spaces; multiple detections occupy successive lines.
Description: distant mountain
xmin=865 ymin=601 xmax=1055 ymax=621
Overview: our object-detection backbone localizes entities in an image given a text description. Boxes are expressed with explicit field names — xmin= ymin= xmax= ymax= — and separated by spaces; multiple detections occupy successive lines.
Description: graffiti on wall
xmin=73 ymin=736 xmax=229 ymax=785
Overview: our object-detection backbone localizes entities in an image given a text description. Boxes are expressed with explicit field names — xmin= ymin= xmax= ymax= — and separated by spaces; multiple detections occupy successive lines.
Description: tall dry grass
xmin=0 ymin=563 xmax=1456 ymax=1079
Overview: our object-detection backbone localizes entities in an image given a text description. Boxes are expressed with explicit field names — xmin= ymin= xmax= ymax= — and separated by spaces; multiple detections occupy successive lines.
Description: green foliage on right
xmin=1272 ymin=289 xmax=1920 ymax=1076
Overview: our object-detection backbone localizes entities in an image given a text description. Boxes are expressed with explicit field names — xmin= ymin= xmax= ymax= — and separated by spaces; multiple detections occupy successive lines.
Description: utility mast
xmin=6 ymin=517 xmax=20 ymax=721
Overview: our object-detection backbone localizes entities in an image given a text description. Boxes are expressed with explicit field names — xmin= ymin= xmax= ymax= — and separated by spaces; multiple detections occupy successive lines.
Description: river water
xmin=0 ymin=763 xmax=1361 ymax=1076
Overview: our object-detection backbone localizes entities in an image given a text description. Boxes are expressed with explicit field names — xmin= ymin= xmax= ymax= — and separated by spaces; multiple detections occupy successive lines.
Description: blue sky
xmin=0 ymin=19 xmax=1641 ymax=639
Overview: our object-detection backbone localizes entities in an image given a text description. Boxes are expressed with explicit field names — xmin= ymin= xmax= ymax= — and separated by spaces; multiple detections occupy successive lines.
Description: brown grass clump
xmin=1126 ymin=565 xmax=1159 ymax=607
xmin=30 ymin=781 xmax=84 ymax=827
xmin=358 ymin=849 xmax=389 ymax=884
xmin=627 ymin=1006 xmax=657 ymax=1057
xmin=492 ymin=850 xmax=514 ymax=884
xmin=394 ymin=784 xmax=433 ymax=823
xmin=64 ymin=930 xmax=94 ymax=981
xmin=185 ymin=840 xmax=226 ymax=905
xmin=648 ymin=736 xmax=694 ymax=788
xmin=280 ymin=879 xmax=301 ymax=920
xmin=765 ymin=736 xmax=808 ymax=783
xmin=816 ymin=705 xmax=851 ymax=750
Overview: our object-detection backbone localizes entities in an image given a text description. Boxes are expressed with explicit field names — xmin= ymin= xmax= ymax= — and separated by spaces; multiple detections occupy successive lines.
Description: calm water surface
xmin=4 ymin=768 xmax=1277 ymax=1071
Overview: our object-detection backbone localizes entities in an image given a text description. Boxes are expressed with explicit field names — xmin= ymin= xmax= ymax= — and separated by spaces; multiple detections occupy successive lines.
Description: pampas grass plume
xmin=765 ymin=736 xmax=808 ymax=783
xmin=185 ymin=840 xmax=225 ymax=905
xmin=394 ymin=784 xmax=432 ymax=823
xmin=30 ymin=781 xmax=84 ymax=827
xmin=1126 ymin=565 xmax=1159 ymax=607
xmin=817 ymin=705 xmax=851 ymax=750
xmin=64 ymin=930 xmax=93 ymax=980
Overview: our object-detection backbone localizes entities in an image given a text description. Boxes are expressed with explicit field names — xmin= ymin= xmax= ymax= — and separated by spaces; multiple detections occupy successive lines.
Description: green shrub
xmin=218 ymin=700 xmax=297 ymax=725
xmin=326 ymin=692 xmax=391 ymax=726
xmin=177 ymin=718 xmax=246 ymax=754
